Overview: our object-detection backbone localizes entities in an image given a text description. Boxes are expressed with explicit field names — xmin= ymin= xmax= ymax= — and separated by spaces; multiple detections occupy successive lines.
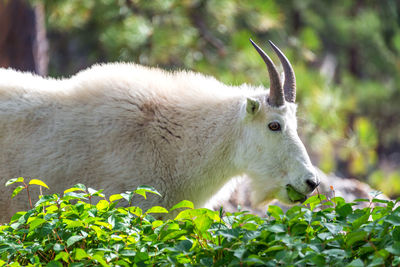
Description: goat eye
xmin=268 ymin=121 xmax=281 ymax=131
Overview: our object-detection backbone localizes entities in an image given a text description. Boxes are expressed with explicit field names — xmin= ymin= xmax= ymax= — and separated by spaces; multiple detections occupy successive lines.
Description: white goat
xmin=0 ymin=40 xmax=319 ymax=221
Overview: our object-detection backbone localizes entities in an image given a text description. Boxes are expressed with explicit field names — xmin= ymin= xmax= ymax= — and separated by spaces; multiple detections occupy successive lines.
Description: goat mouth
xmin=286 ymin=184 xmax=307 ymax=203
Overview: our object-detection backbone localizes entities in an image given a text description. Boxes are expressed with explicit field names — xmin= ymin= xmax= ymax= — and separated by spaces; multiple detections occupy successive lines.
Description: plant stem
xmin=26 ymin=186 xmax=33 ymax=209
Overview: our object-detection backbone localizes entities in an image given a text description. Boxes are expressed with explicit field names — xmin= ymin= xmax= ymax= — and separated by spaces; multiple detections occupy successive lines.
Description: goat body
xmin=0 ymin=64 xmax=265 ymax=219
xmin=0 ymin=42 xmax=320 ymax=222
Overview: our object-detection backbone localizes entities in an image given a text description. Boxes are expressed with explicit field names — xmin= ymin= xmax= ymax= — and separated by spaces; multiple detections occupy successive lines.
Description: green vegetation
xmin=1 ymin=179 xmax=400 ymax=266
xmin=286 ymin=184 xmax=306 ymax=202
xmin=28 ymin=0 xmax=400 ymax=197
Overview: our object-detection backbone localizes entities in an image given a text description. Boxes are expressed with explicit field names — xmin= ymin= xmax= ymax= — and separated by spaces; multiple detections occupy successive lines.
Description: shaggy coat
xmin=0 ymin=64 xmax=258 ymax=219
xmin=0 ymin=61 xmax=318 ymax=221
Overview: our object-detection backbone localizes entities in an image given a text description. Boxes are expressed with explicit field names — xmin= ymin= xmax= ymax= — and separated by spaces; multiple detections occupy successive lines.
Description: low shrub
xmin=0 ymin=178 xmax=400 ymax=266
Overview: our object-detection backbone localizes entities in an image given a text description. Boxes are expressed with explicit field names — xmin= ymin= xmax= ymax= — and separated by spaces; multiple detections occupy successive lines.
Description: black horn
xmin=250 ymin=39 xmax=284 ymax=107
xmin=268 ymin=40 xmax=296 ymax=103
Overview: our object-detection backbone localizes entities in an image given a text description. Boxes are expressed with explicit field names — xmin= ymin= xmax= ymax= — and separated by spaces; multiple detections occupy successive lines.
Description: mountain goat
xmin=0 ymin=40 xmax=319 ymax=221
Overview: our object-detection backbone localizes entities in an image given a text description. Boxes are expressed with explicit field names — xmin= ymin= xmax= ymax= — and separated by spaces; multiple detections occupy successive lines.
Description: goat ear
xmin=246 ymin=98 xmax=260 ymax=115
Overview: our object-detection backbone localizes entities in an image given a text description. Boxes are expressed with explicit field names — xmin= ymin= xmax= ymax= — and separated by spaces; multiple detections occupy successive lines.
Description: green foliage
xmin=1 ymin=180 xmax=400 ymax=266
xmin=5 ymin=178 xmax=49 ymax=209
xmin=30 ymin=1 xmax=400 ymax=195
xmin=286 ymin=184 xmax=306 ymax=202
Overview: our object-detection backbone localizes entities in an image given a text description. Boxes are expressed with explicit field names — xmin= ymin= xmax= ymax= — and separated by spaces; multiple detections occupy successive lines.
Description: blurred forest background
xmin=1 ymin=0 xmax=400 ymax=198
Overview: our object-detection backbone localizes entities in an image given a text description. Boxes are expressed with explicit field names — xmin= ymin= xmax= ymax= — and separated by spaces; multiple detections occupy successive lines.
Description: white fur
xmin=0 ymin=63 xmax=318 ymax=221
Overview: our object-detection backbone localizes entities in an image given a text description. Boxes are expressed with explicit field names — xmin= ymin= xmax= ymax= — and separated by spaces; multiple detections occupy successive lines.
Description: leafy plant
xmin=1 ymin=178 xmax=400 ymax=266
xmin=29 ymin=0 xmax=400 ymax=197
xmin=5 ymin=177 xmax=49 ymax=209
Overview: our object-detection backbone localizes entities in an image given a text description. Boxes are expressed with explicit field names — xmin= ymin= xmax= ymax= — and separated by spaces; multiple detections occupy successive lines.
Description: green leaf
xmin=5 ymin=177 xmax=24 ymax=186
xmin=242 ymin=222 xmax=258 ymax=231
xmin=386 ymin=242 xmax=400 ymax=256
xmin=72 ymin=183 xmax=87 ymax=190
xmin=134 ymin=251 xmax=149 ymax=263
xmin=323 ymin=249 xmax=348 ymax=259
xmin=371 ymin=198 xmax=390 ymax=204
xmin=75 ymin=248 xmax=88 ymax=260
xmin=268 ymin=224 xmax=286 ymax=233
xmin=94 ymin=221 xmax=112 ymax=230
xmin=146 ymin=206 xmax=168 ymax=214
xmin=46 ymin=261 xmax=63 ymax=267
xmin=385 ymin=214 xmax=400 ymax=226
xmin=128 ymin=206 xmax=142 ymax=217
xmin=169 ymin=200 xmax=194 ymax=212
xmin=63 ymin=219 xmax=84 ymax=229
xmin=152 ymin=220 xmax=164 ymax=228
xmin=96 ymin=200 xmax=110 ymax=211
xmin=134 ymin=190 xmax=146 ymax=199
xmin=54 ymin=251 xmax=69 ymax=263
xmin=119 ymin=250 xmax=136 ymax=257
xmin=29 ymin=218 xmax=46 ymax=231
xmin=161 ymin=230 xmax=188 ymax=241
xmin=29 ymin=179 xmax=49 ymax=189
xmin=64 ymin=184 xmax=86 ymax=193
xmin=35 ymin=194 xmax=58 ymax=207
xmin=53 ymin=243 xmax=65 ymax=252
xmin=346 ymin=231 xmax=368 ymax=247
xmin=66 ymin=235 xmax=85 ymax=247
xmin=369 ymin=256 xmax=384 ymax=266
xmin=11 ymin=185 xmax=25 ymax=198
xmin=331 ymin=196 xmax=346 ymax=205
xmin=346 ymin=258 xmax=364 ymax=267
xmin=286 ymin=184 xmax=306 ymax=202
xmin=175 ymin=240 xmax=193 ymax=252
xmin=323 ymin=222 xmax=343 ymax=235
xmin=303 ymin=195 xmax=327 ymax=211
xmin=336 ymin=203 xmax=353 ymax=217
xmin=63 ymin=192 xmax=87 ymax=200
xmin=264 ymin=245 xmax=285 ymax=253
xmin=352 ymin=213 xmax=370 ymax=229
xmin=354 ymin=198 xmax=370 ymax=202
xmin=317 ymin=232 xmax=333 ymax=240
xmin=92 ymin=254 xmax=110 ymax=267
xmin=87 ymin=188 xmax=104 ymax=197
xmin=393 ymin=256 xmax=400 ymax=266
xmin=216 ymin=228 xmax=240 ymax=240
xmin=200 ymin=258 xmax=213 ymax=266
xmin=90 ymin=225 xmax=103 ymax=238
xmin=9 ymin=211 xmax=26 ymax=222
xmin=194 ymin=214 xmax=213 ymax=233
xmin=175 ymin=208 xmax=220 ymax=221
xmin=393 ymin=227 xmax=400 ymax=241
xmin=121 ymin=192 xmax=135 ymax=203
xmin=109 ymin=194 xmax=123 ymax=202
xmin=135 ymin=185 xmax=162 ymax=199
xmin=310 ymin=254 xmax=326 ymax=266
xmin=267 ymin=205 xmax=284 ymax=220
xmin=233 ymin=247 xmax=246 ymax=260
xmin=291 ymin=222 xmax=308 ymax=235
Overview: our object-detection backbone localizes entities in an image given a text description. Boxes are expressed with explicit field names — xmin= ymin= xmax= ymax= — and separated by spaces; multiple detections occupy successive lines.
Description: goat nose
xmin=306 ymin=179 xmax=319 ymax=191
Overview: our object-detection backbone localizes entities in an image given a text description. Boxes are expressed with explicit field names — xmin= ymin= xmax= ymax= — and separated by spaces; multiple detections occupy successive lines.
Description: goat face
xmin=236 ymin=99 xmax=319 ymax=205
xmin=235 ymin=40 xmax=320 ymax=205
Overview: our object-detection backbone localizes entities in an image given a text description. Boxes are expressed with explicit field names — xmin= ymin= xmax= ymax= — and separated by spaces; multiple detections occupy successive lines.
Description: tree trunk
xmin=0 ymin=0 xmax=48 ymax=75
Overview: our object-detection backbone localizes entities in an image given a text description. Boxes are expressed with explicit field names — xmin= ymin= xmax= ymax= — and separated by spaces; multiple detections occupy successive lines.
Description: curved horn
xmin=268 ymin=40 xmax=296 ymax=103
xmin=250 ymin=39 xmax=284 ymax=107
